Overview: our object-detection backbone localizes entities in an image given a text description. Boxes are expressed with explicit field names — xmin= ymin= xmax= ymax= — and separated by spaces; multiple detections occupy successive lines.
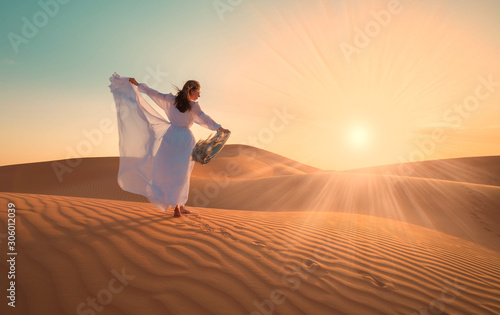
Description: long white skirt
xmin=109 ymin=73 xmax=195 ymax=212
xmin=151 ymin=125 xmax=196 ymax=211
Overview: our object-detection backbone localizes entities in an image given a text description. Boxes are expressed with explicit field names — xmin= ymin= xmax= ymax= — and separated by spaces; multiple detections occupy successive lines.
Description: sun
xmin=348 ymin=125 xmax=370 ymax=148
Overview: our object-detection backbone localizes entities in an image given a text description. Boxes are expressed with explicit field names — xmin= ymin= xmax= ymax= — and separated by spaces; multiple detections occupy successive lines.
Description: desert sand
xmin=1 ymin=144 xmax=499 ymax=314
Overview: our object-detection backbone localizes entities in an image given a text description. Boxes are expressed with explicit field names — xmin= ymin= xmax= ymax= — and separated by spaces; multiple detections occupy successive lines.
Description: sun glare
xmin=225 ymin=0 xmax=500 ymax=169
xmin=348 ymin=125 xmax=370 ymax=148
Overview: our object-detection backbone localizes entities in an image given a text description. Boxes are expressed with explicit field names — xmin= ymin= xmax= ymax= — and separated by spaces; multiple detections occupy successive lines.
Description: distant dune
xmin=0 ymin=145 xmax=321 ymax=203
xmin=0 ymin=146 xmax=499 ymax=314
xmin=341 ymin=155 xmax=500 ymax=187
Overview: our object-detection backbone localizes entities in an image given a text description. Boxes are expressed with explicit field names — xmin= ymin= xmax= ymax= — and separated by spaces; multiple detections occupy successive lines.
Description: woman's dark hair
xmin=172 ymin=80 xmax=200 ymax=113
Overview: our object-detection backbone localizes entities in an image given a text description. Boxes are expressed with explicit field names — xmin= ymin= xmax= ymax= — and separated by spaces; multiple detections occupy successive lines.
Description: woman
xmin=109 ymin=73 xmax=229 ymax=217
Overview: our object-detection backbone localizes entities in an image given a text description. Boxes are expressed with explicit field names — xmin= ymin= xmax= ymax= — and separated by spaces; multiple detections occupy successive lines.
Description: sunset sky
xmin=1 ymin=0 xmax=499 ymax=170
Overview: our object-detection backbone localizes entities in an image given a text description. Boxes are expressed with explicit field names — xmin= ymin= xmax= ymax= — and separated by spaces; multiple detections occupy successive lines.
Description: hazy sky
xmin=1 ymin=0 xmax=499 ymax=170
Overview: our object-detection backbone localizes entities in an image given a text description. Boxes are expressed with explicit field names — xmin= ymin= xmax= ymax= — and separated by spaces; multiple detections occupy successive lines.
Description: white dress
xmin=108 ymin=73 xmax=221 ymax=212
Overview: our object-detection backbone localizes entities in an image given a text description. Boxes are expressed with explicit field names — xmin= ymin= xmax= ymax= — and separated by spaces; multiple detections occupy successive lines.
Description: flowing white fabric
xmin=108 ymin=72 xmax=221 ymax=212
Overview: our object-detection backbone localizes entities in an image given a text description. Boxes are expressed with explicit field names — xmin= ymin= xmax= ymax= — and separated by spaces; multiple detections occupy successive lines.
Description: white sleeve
xmin=192 ymin=102 xmax=221 ymax=131
xmin=137 ymin=83 xmax=168 ymax=111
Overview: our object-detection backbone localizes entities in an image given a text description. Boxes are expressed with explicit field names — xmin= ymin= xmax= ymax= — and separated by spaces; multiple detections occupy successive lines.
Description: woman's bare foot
xmin=180 ymin=205 xmax=191 ymax=214
xmin=173 ymin=205 xmax=182 ymax=217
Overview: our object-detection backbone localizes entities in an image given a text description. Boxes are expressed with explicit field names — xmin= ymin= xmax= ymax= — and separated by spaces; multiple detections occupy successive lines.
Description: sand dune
xmin=190 ymin=172 xmax=500 ymax=252
xmin=1 ymin=146 xmax=499 ymax=314
xmin=0 ymin=156 xmax=143 ymax=203
xmin=342 ymin=156 xmax=500 ymax=187
xmin=196 ymin=144 xmax=321 ymax=179
xmin=0 ymin=145 xmax=320 ymax=203
xmin=1 ymin=192 xmax=499 ymax=315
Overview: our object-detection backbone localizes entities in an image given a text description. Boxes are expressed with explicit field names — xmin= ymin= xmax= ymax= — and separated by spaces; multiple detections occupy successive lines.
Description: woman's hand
xmin=129 ymin=78 xmax=139 ymax=86
xmin=218 ymin=126 xmax=230 ymax=133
